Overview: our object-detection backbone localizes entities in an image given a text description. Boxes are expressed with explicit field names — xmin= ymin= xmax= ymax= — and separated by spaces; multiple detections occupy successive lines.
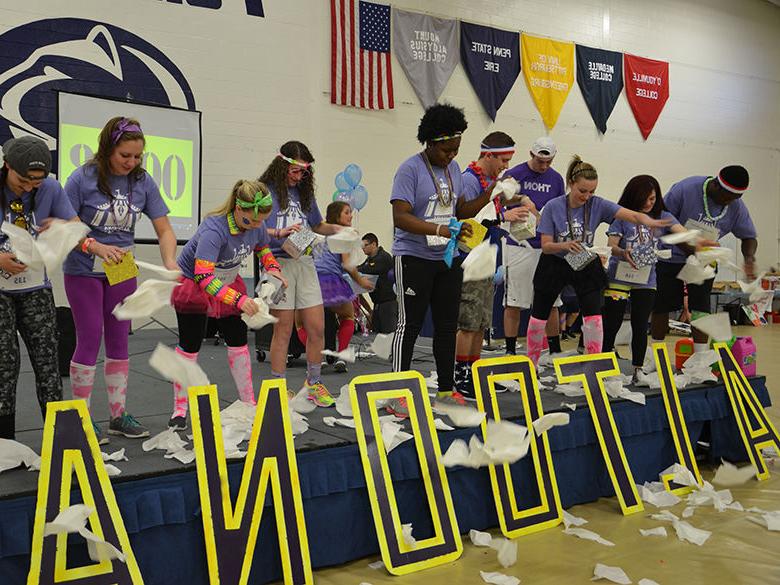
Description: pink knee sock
xmin=70 ymin=361 xmax=96 ymax=407
xmin=296 ymin=327 xmax=308 ymax=347
xmin=526 ymin=316 xmax=547 ymax=367
xmin=104 ymin=358 xmax=129 ymax=419
xmin=582 ymin=315 xmax=604 ymax=355
xmin=227 ymin=345 xmax=256 ymax=405
xmin=337 ymin=318 xmax=355 ymax=352
xmin=172 ymin=347 xmax=199 ymax=418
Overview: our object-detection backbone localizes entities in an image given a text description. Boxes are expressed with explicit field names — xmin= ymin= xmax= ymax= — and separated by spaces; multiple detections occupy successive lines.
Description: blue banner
xmin=576 ymin=44 xmax=623 ymax=134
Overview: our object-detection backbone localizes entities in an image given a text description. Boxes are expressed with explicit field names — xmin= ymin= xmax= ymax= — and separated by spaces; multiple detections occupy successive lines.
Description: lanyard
xmin=565 ymin=195 xmax=591 ymax=243
xmin=702 ymin=177 xmax=727 ymax=222
xmin=420 ymin=152 xmax=453 ymax=207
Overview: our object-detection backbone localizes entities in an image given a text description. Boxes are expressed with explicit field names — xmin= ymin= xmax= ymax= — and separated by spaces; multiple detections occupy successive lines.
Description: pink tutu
xmin=317 ymin=273 xmax=355 ymax=308
xmin=171 ymin=276 xmax=248 ymax=318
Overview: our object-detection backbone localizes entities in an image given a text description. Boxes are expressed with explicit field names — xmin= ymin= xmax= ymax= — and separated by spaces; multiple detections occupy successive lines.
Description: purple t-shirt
xmin=606 ymin=211 xmax=679 ymax=289
xmin=265 ymin=185 xmax=324 ymax=258
xmin=504 ymin=162 xmax=565 ymax=248
xmin=63 ymin=165 xmax=169 ymax=276
xmin=391 ymin=154 xmax=462 ymax=261
xmin=314 ymin=245 xmax=344 ymax=277
xmin=178 ymin=214 xmax=270 ymax=279
xmin=661 ymin=176 xmax=757 ymax=264
xmin=538 ymin=195 xmax=621 ymax=258
xmin=0 ymin=178 xmax=77 ymax=293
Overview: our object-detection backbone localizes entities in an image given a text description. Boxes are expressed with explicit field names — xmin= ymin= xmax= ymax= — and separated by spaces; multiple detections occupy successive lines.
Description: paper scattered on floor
xmin=686 ymin=480 xmax=735 ymax=512
xmin=463 ymin=240 xmax=498 ymax=283
xmin=690 ymin=312 xmax=732 ymax=342
xmin=680 ymin=351 xmax=719 ymax=384
xmin=433 ymin=402 xmax=486 ymax=427
xmin=637 ymin=482 xmax=681 ymax=508
xmin=103 ymin=464 xmax=121 ymax=476
xmin=682 ymin=507 xmax=695 ymax=519
xmin=321 ymin=347 xmax=357 ymax=363
xmin=335 ymin=385 xmax=352 ymax=417
xmin=553 ymin=382 xmax=585 ymax=397
xmin=149 ymin=343 xmax=210 ymax=391
xmin=289 ymin=386 xmax=317 ymax=414
xmin=480 ymin=570 xmax=520 ymax=585
xmin=563 ymin=510 xmax=588 ymax=529
xmin=288 ymin=410 xmax=309 ymax=436
xmin=401 ymin=523 xmax=416 ymax=547
xmin=649 ymin=510 xmax=711 ymax=546
xmin=490 ymin=537 xmax=517 ymax=568
xmin=532 ymin=412 xmax=570 ymax=435
xmin=604 ymin=377 xmax=646 ymax=405
xmin=591 ymin=563 xmax=631 ymax=584
xmin=369 ymin=333 xmax=393 ymax=360
xmin=469 ymin=529 xmax=493 ymax=547
xmin=563 ymin=527 xmax=615 ymax=547
xmin=135 ymin=259 xmax=182 ymax=281
xmin=0 ymin=439 xmax=41 ymax=473
xmin=712 ymin=460 xmax=757 ymax=486
xmin=367 ymin=560 xmax=385 ymax=570
xmin=638 ymin=579 xmax=661 ymax=585
xmin=323 ymin=416 xmax=356 ymax=429
xmin=441 ymin=422 xmax=530 ymax=468
xmin=143 ymin=428 xmax=187 ymax=453
xmin=639 ymin=527 xmax=668 ymax=537
xmin=660 ymin=463 xmax=699 ymax=488
xmin=381 ymin=420 xmax=413 ymax=453
xmin=101 ymin=449 xmax=127 ymax=462
xmin=43 ymin=504 xmax=126 ymax=563
xmin=561 ymin=402 xmax=577 ymax=411
xmin=747 ymin=511 xmax=780 ymax=532
xmin=112 ymin=279 xmax=180 ymax=320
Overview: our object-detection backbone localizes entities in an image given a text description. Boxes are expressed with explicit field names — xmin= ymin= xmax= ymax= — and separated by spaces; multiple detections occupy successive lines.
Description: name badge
xmin=615 ymin=261 xmax=651 ymax=285
xmin=0 ymin=265 xmax=46 ymax=291
xmin=425 ymin=202 xmax=453 ymax=248
xmin=684 ymin=219 xmax=719 ymax=243
xmin=214 ymin=265 xmax=241 ymax=284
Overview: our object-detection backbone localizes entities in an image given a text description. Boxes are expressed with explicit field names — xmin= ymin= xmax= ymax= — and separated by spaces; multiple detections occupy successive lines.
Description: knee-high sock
xmin=296 ymin=327 xmax=308 ymax=347
xmin=227 ymin=345 xmax=255 ymax=405
xmin=104 ymin=358 xmax=129 ymax=419
xmin=336 ymin=318 xmax=355 ymax=352
xmin=526 ymin=317 xmax=547 ymax=367
xmin=582 ymin=315 xmax=604 ymax=355
xmin=172 ymin=347 xmax=199 ymax=417
xmin=70 ymin=361 xmax=96 ymax=408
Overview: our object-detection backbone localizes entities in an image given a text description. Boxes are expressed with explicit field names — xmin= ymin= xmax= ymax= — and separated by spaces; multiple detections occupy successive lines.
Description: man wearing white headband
xmin=651 ymin=165 xmax=757 ymax=354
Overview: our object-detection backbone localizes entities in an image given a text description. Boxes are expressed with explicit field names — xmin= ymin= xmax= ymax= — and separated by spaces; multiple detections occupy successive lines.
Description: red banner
xmin=624 ymin=54 xmax=669 ymax=139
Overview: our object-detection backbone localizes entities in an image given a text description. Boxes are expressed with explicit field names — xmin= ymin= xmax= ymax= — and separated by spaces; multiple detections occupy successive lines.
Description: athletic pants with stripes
xmin=392 ymin=255 xmax=463 ymax=392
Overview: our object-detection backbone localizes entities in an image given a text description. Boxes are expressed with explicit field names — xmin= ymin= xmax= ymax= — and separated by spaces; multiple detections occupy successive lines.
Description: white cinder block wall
xmin=2 ymin=0 xmax=779 ymax=328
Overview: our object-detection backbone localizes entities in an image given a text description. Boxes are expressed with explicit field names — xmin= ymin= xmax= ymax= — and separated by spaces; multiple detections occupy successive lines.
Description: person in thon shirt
xmin=502 ymin=137 xmax=565 ymax=356
xmin=650 ymin=165 xmax=756 ymax=355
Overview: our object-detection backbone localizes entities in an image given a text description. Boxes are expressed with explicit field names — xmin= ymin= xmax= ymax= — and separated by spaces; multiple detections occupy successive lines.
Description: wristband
xmin=436 ymin=224 xmax=443 ymax=237
xmin=81 ymin=237 xmax=95 ymax=254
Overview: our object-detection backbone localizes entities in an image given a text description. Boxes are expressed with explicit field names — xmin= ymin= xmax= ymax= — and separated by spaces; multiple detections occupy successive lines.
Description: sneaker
xmin=305 ymin=381 xmax=335 ymax=407
xmin=108 ymin=413 xmax=150 ymax=438
xmin=435 ymin=391 xmax=466 ymax=407
xmin=168 ymin=415 xmax=187 ymax=431
xmin=93 ymin=421 xmax=109 ymax=446
xmin=334 ymin=359 xmax=348 ymax=373
xmin=385 ymin=397 xmax=409 ymax=418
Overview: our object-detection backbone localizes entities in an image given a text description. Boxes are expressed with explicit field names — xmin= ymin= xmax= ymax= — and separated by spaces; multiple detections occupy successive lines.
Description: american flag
xmin=330 ymin=0 xmax=394 ymax=110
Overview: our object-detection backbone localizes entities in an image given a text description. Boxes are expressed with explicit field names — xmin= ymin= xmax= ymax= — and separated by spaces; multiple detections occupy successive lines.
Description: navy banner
xmin=576 ymin=44 xmax=623 ymax=134
xmin=460 ymin=22 xmax=520 ymax=121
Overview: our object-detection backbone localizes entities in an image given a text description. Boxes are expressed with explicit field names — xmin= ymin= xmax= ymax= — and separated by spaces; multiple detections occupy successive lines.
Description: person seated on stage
xmin=525 ymin=156 xmax=671 ymax=367
xmin=64 ymin=116 xmax=178 ymax=443
xmin=169 ymin=180 xmax=286 ymax=430
xmin=311 ymin=201 xmax=374 ymax=374
xmin=357 ymin=232 xmax=396 ymax=334
xmin=502 ymin=137 xmax=566 ymax=356
xmin=650 ymin=165 xmax=756 ymax=355
xmin=261 ymin=141 xmax=343 ymax=407
xmin=0 ymin=136 xmax=79 ymax=440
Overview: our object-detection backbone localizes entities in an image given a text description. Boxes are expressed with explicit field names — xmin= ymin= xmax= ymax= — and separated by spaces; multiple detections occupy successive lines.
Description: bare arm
xmin=311 ymin=221 xmax=342 ymax=236
xmin=741 ymin=237 xmax=758 ymax=279
xmin=540 ymin=233 xmax=584 ymax=255
xmin=152 ymin=215 xmax=179 ymax=270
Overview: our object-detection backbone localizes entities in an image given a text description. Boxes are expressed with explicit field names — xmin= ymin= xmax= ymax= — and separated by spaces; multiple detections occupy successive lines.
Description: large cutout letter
xmin=554 ymin=353 xmax=644 ymax=515
xmin=472 ymin=356 xmax=563 ymax=537
xmin=189 ymin=381 xmax=312 ymax=585
xmin=715 ymin=343 xmax=780 ymax=481
xmin=652 ymin=343 xmax=703 ymax=494
xmin=350 ymin=372 xmax=462 ymax=575
xmin=27 ymin=400 xmax=143 ymax=585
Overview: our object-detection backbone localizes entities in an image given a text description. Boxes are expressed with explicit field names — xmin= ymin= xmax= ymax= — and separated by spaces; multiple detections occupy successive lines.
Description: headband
xmin=277 ymin=152 xmax=312 ymax=168
xmin=480 ymin=144 xmax=516 ymax=155
xmin=430 ymin=132 xmax=462 ymax=142
xmin=236 ymin=191 xmax=273 ymax=218
xmin=111 ymin=118 xmax=142 ymax=144
xmin=717 ymin=173 xmax=747 ymax=195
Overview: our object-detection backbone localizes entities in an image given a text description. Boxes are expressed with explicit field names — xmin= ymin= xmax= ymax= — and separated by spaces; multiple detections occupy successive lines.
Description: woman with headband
xmin=260 ymin=141 xmax=343 ymax=407
xmin=64 ymin=116 xmax=177 ymax=442
xmin=168 ymin=180 xmax=286 ymax=429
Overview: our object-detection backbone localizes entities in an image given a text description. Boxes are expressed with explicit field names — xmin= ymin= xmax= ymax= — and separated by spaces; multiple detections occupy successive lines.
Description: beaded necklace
xmin=702 ymin=177 xmax=727 ymax=222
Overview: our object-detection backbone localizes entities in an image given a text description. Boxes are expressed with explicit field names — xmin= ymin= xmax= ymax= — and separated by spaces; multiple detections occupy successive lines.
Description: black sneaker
xmin=168 ymin=416 xmax=187 ymax=431
xmin=108 ymin=413 xmax=150 ymax=438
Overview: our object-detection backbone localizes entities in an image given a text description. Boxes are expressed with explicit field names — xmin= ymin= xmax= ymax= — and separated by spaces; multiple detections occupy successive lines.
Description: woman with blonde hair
xmin=169 ymin=179 xmax=287 ymax=429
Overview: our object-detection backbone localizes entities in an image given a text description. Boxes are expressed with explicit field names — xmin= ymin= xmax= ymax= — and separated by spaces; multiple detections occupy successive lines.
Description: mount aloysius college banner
xmin=520 ymin=33 xmax=574 ymax=131
xmin=624 ymin=53 xmax=669 ymax=139
xmin=393 ymin=9 xmax=459 ymax=109
xmin=576 ymin=45 xmax=623 ymax=134
xmin=460 ymin=22 xmax=520 ymax=121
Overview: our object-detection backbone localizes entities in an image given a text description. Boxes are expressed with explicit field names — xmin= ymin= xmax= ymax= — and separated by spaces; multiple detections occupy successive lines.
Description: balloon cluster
xmin=332 ymin=163 xmax=368 ymax=211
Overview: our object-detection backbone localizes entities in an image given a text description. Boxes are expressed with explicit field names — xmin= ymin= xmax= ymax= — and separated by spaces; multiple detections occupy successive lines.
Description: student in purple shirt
xmin=0 ymin=137 xmax=78 ymax=439
xmin=64 ymin=117 xmax=178 ymax=442
xmin=650 ymin=166 xmax=756 ymax=355
xmin=526 ymin=156 xmax=671 ymax=367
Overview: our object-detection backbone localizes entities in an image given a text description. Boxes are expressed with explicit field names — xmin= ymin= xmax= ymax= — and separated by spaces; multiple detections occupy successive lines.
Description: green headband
xmin=236 ymin=191 xmax=273 ymax=218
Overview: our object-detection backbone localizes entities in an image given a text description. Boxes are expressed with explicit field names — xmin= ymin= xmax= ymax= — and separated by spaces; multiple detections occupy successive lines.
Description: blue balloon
xmin=344 ymin=163 xmax=363 ymax=188
xmin=350 ymin=185 xmax=368 ymax=211
xmin=335 ymin=172 xmax=351 ymax=192
xmin=335 ymin=191 xmax=353 ymax=205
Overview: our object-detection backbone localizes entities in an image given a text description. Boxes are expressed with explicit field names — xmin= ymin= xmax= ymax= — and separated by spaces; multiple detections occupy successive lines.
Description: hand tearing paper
xmin=240 ymin=297 xmax=278 ymax=329
xmin=462 ymin=240 xmax=497 ymax=283
xmin=112 ymin=279 xmax=180 ymax=320
xmin=36 ymin=220 xmax=91 ymax=272
xmin=134 ymin=259 xmax=182 ymax=281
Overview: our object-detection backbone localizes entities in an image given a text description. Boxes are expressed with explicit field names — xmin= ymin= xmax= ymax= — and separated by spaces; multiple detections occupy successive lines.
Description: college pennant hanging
xmin=392 ymin=9 xmax=459 ymax=109
xmin=623 ymin=53 xmax=669 ymax=139
xmin=521 ymin=33 xmax=574 ymax=130
xmin=460 ymin=22 xmax=520 ymax=121
xmin=576 ymin=44 xmax=623 ymax=134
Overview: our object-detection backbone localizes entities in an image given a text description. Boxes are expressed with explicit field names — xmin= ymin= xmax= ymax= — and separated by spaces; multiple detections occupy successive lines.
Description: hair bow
xmin=236 ymin=191 xmax=273 ymax=219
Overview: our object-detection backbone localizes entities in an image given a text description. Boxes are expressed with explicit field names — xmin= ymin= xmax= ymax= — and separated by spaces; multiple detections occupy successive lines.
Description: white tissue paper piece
xmin=322 ymin=416 xmax=356 ymax=429
xmin=695 ymin=247 xmax=734 ymax=266
xmin=639 ymin=527 xmax=668 ymax=537
xmin=463 ymin=240 xmax=498 ymax=283
xmin=682 ymin=507 xmax=695 ymax=519
xmin=441 ymin=421 xmax=530 ymax=468
xmin=637 ymin=483 xmax=681 ymax=508
xmin=561 ymin=402 xmax=577 ymax=411
xmin=321 ymin=347 xmax=356 ymax=363
xmin=335 ymin=384 xmax=352 ymax=417
xmin=604 ymin=377 xmax=647 ymax=406
xmin=381 ymin=421 xmax=413 ymax=453
xmin=712 ymin=460 xmax=757 ymax=486
xmin=288 ymin=409 xmax=309 ymax=436
xmin=737 ymin=273 xmax=770 ymax=303
xmin=434 ymin=418 xmax=454 ymax=431
xmin=655 ymin=249 xmax=672 ymax=259
xmin=480 ymin=571 xmax=520 ymax=585
xmin=433 ymin=402 xmax=486 ymax=427
xmin=368 ymin=560 xmax=385 ymax=570
xmin=241 ymin=297 xmax=278 ymax=330
xmin=401 ymin=523 xmax=416 ymax=547
xmin=1 ymin=222 xmax=44 ymax=270
xmin=585 ymin=245 xmax=613 ymax=261
xmin=690 ymin=312 xmax=732 ymax=342
xmin=424 ymin=370 xmax=439 ymax=391
xmin=661 ymin=229 xmax=701 ymax=245
xmin=101 ymin=449 xmax=128 ymax=462
xmin=564 ymin=527 xmax=615 ymax=547
xmin=134 ymin=259 xmax=182 ymax=281
xmin=112 ymin=279 xmax=180 ymax=320
xmin=326 ymin=227 xmax=361 ymax=253
xmin=493 ymin=177 xmax=520 ymax=200
xmin=0 ymin=439 xmax=41 ymax=473
xmin=532 ymin=413 xmax=570 ymax=435
xmin=591 ymin=563 xmax=631 ymax=584
xmin=149 ymin=343 xmax=209 ymax=389
xmin=563 ymin=510 xmax=588 ymax=529
xmin=104 ymin=463 xmax=122 ymax=476
xmin=36 ymin=220 xmax=91 ymax=272
xmin=44 ymin=504 xmax=126 ymax=563
xmin=474 ymin=200 xmax=499 ymax=224
xmin=638 ymin=580 xmax=660 ymax=585
xmin=469 ymin=529 xmax=493 ymax=547
xmin=676 ymin=256 xmax=716 ymax=285
xmin=649 ymin=510 xmax=711 ymax=545
xmin=553 ymin=382 xmax=585 ymax=397
xmin=164 ymin=449 xmax=196 ymax=464
xmin=680 ymin=351 xmax=719 ymax=384
xmin=369 ymin=333 xmax=393 ymax=360
xmin=142 ymin=428 xmax=188 ymax=453
xmin=490 ymin=537 xmax=518 ymax=568
xmin=660 ymin=463 xmax=699 ymax=488
xmin=686 ymin=480 xmax=735 ymax=511
xmin=748 ymin=512 xmax=780 ymax=532
xmin=289 ymin=386 xmax=318 ymax=414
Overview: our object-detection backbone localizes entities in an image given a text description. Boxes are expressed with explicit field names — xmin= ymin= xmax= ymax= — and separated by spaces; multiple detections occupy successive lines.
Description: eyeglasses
xmin=9 ymin=200 xmax=28 ymax=229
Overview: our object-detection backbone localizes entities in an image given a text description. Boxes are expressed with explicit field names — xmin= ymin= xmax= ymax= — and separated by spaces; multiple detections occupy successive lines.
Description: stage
xmin=0 ymin=329 xmax=771 ymax=585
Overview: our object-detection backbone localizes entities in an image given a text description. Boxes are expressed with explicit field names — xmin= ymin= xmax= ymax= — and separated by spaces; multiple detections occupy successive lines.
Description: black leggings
xmin=391 ymin=255 xmax=463 ymax=392
xmin=176 ymin=312 xmax=247 ymax=353
xmin=602 ymin=288 xmax=656 ymax=366
xmin=531 ymin=254 xmax=605 ymax=320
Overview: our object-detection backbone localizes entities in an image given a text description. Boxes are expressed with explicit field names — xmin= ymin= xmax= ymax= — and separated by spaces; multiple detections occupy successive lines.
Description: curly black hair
xmin=258 ymin=140 xmax=316 ymax=213
xmin=416 ymin=103 xmax=468 ymax=144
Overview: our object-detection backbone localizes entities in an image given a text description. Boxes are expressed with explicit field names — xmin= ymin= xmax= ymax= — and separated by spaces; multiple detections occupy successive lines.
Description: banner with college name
xmin=521 ymin=33 xmax=574 ymax=130
xmin=460 ymin=22 xmax=520 ymax=121
xmin=392 ymin=9 xmax=459 ymax=109
xmin=624 ymin=53 xmax=669 ymax=139
xmin=576 ymin=44 xmax=623 ymax=134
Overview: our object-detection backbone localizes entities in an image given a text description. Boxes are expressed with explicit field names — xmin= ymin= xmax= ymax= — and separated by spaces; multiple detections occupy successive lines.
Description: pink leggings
xmin=64 ymin=274 xmax=137 ymax=365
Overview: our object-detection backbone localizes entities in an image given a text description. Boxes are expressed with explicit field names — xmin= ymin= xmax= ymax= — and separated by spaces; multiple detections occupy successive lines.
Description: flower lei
xmin=467 ymin=161 xmax=490 ymax=192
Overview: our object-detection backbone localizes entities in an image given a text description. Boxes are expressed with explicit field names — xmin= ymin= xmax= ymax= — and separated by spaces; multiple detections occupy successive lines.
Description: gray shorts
xmin=268 ymin=256 xmax=323 ymax=310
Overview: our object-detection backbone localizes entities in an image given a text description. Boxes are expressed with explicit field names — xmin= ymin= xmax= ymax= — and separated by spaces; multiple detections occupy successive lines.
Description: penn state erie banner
xmin=576 ymin=44 xmax=623 ymax=134
xmin=521 ymin=33 xmax=574 ymax=130
xmin=624 ymin=53 xmax=669 ymax=139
